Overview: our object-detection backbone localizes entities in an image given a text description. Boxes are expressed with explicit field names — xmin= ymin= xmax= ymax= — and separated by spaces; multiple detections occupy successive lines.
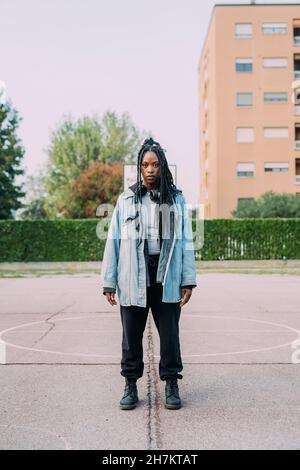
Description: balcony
xmin=295 ymin=71 xmax=300 ymax=80
xmin=294 ymin=21 xmax=300 ymax=45
xmin=294 ymin=53 xmax=300 ymax=79
xmin=295 ymin=158 xmax=300 ymax=183
xmin=295 ymin=175 xmax=300 ymax=184
xmin=295 ymin=124 xmax=300 ymax=149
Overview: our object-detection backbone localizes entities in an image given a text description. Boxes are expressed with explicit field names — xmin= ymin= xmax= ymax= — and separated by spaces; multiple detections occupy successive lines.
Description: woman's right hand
xmin=105 ymin=292 xmax=117 ymax=306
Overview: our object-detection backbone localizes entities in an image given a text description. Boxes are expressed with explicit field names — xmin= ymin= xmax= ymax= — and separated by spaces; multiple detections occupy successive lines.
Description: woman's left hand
xmin=179 ymin=288 xmax=192 ymax=307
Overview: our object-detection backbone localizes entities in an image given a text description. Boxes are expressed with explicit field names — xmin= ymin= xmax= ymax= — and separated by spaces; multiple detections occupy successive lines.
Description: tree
xmin=0 ymin=91 xmax=25 ymax=219
xmin=63 ymin=162 xmax=123 ymax=218
xmin=44 ymin=110 xmax=149 ymax=218
xmin=19 ymin=173 xmax=48 ymax=220
xmin=99 ymin=111 xmax=143 ymax=164
xmin=231 ymin=199 xmax=260 ymax=218
xmin=231 ymin=191 xmax=300 ymax=218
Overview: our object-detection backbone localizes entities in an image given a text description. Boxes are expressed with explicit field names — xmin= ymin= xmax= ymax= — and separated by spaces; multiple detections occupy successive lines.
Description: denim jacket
xmin=101 ymin=186 xmax=197 ymax=307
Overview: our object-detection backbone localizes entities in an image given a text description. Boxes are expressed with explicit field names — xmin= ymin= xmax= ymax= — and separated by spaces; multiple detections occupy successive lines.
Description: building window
xmin=262 ymin=23 xmax=287 ymax=34
xmin=235 ymin=23 xmax=252 ymax=39
xmin=263 ymin=57 xmax=288 ymax=68
xmin=264 ymin=162 xmax=289 ymax=172
xmin=264 ymin=92 xmax=288 ymax=103
xmin=236 ymin=127 xmax=254 ymax=143
xmin=237 ymin=198 xmax=254 ymax=208
xmin=295 ymin=158 xmax=300 ymax=184
xmin=294 ymin=19 xmax=300 ymax=45
xmin=236 ymin=162 xmax=254 ymax=177
xmin=295 ymin=124 xmax=300 ymax=150
xmin=294 ymin=54 xmax=300 ymax=80
xmin=237 ymin=93 xmax=253 ymax=106
xmin=236 ymin=58 xmax=252 ymax=72
xmin=293 ymin=82 xmax=300 ymax=107
xmin=263 ymin=127 xmax=289 ymax=138
xmin=238 ymin=198 xmax=254 ymax=202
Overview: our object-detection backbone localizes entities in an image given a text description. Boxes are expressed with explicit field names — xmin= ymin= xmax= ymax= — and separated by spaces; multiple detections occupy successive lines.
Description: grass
xmin=1 ymin=268 xmax=300 ymax=278
xmin=0 ymin=269 xmax=99 ymax=278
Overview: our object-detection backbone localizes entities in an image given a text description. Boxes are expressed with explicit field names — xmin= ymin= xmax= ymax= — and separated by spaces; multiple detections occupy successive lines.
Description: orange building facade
xmin=198 ymin=3 xmax=300 ymax=219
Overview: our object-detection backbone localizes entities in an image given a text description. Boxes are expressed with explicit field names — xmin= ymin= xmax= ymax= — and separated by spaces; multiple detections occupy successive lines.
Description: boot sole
xmin=165 ymin=403 xmax=181 ymax=410
xmin=119 ymin=398 xmax=138 ymax=410
xmin=119 ymin=403 xmax=137 ymax=410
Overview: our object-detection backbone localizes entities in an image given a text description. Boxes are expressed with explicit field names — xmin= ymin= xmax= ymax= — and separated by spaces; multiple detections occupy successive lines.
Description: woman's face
xmin=141 ymin=151 xmax=161 ymax=188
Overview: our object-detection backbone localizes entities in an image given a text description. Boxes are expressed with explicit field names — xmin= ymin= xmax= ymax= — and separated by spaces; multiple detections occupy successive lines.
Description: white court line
xmin=0 ymin=314 xmax=299 ymax=360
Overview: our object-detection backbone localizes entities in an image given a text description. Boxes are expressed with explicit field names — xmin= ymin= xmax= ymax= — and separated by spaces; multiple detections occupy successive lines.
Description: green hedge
xmin=0 ymin=219 xmax=105 ymax=262
xmin=198 ymin=218 xmax=300 ymax=260
xmin=0 ymin=218 xmax=300 ymax=262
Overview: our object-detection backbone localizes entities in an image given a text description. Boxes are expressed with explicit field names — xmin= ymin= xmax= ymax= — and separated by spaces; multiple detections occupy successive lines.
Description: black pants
xmin=120 ymin=254 xmax=183 ymax=382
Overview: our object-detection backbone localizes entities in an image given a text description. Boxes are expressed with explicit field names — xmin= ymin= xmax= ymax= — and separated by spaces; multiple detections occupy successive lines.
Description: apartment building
xmin=198 ymin=2 xmax=300 ymax=219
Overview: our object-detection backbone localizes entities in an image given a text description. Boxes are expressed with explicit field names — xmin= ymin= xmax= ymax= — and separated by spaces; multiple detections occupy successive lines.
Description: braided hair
xmin=134 ymin=138 xmax=182 ymax=248
xmin=134 ymin=137 xmax=182 ymax=206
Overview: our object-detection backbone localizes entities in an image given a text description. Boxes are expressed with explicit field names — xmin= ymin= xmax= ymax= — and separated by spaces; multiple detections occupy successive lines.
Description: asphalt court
xmin=0 ymin=273 xmax=300 ymax=449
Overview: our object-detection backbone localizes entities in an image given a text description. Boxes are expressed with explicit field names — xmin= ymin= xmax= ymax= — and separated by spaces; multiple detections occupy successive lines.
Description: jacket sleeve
xmin=180 ymin=195 xmax=197 ymax=288
xmin=100 ymin=197 xmax=121 ymax=291
xmin=103 ymin=287 xmax=116 ymax=295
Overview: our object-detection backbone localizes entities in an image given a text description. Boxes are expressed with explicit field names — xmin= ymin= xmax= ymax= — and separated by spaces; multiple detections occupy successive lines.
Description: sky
xmin=1 ymin=0 xmax=298 ymax=205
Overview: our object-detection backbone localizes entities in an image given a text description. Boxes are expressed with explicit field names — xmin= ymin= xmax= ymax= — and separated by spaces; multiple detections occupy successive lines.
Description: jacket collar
xmin=122 ymin=182 xmax=147 ymax=199
xmin=124 ymin=181 xmax=163 ymax=198
xmin=122 ymin=187 xmax=135 ymax=199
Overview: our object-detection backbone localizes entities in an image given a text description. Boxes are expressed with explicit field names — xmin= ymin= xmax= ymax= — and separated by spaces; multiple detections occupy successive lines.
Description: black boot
xmin=165 ymin=378 xmax=181 ymax=410
xmin=119 ymin=378 xmax=138 ymax=410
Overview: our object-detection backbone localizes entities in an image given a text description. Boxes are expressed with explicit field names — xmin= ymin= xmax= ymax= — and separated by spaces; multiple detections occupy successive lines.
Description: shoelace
xmin=166 ymin=380 xmax=179 ymax=398
xmin=124 ymin=383 xmax=137 ymax=398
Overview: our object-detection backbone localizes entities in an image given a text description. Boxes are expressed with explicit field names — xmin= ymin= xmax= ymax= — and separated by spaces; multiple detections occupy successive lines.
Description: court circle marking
xmin=0 ymin=314 xmax=299 ymax=358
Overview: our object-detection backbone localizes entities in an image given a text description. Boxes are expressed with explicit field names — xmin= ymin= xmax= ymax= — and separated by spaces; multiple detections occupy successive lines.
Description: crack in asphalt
xmin=30 ymin=303 xmax=75 ymax=348
xmin=146 ymin=315 xmax=163 ymax=450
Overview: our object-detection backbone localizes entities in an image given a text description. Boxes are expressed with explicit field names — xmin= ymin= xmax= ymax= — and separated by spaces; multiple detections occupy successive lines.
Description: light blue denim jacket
xmin=100 ymin=186 xmax=197 ymax=307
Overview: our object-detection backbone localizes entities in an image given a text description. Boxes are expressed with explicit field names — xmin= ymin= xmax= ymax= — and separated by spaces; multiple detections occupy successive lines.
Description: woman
xmin=101 ymin=138 xmax=197 ymax=410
